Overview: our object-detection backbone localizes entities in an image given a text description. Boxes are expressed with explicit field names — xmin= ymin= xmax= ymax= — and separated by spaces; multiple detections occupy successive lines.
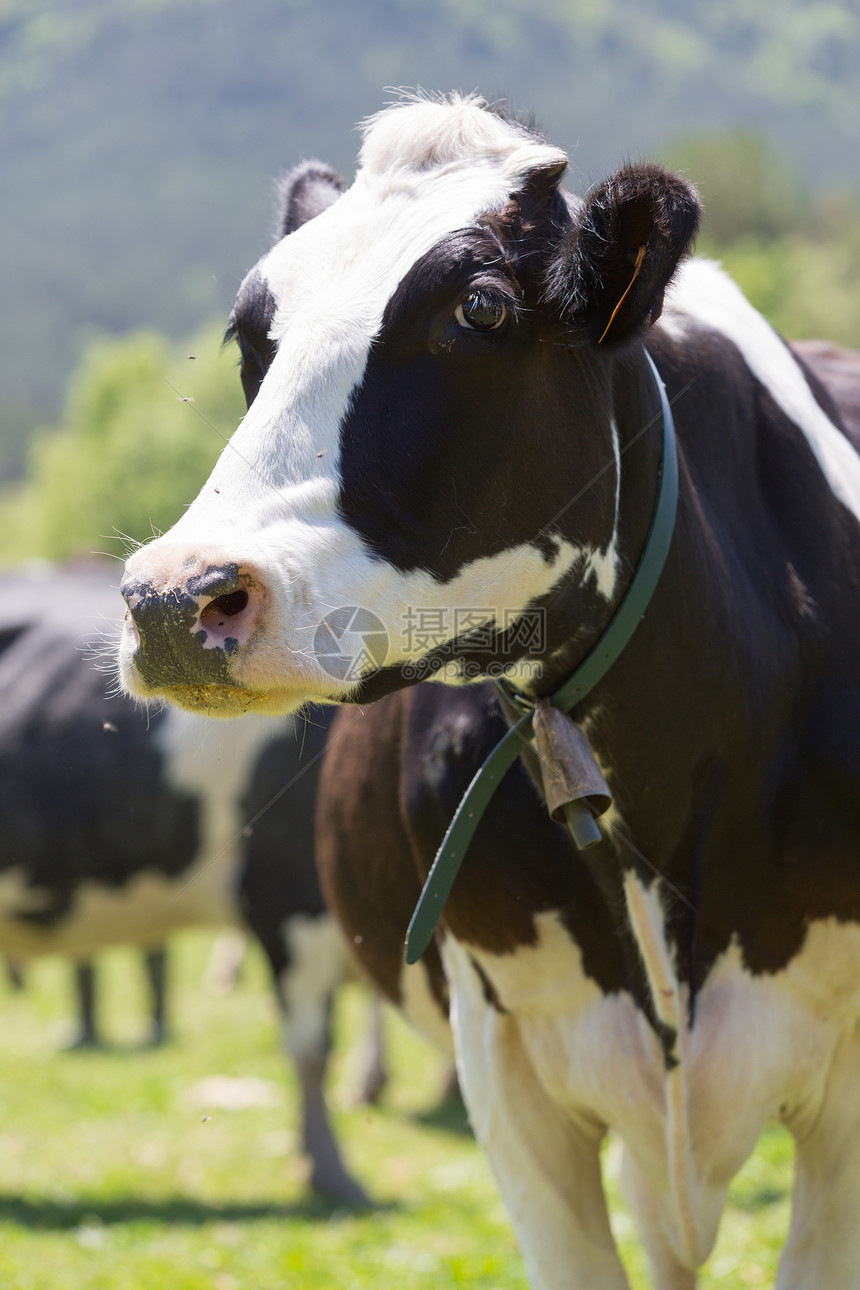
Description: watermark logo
xmin=314 ymin=606 xmax=390 ymax=682
xmin=315 ymin=604 xmax=547 ymax=685
xmin=402 ymin=606 xmax=546 ymax=657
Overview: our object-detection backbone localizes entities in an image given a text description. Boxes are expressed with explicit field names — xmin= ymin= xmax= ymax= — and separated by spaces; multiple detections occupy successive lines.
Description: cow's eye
xmin=454 ymin=293 xmax=507 ymax=331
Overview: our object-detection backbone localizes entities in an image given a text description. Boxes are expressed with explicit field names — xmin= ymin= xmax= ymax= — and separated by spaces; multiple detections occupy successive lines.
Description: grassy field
xmin=0 ymin=933 xmax=792 ymax=1289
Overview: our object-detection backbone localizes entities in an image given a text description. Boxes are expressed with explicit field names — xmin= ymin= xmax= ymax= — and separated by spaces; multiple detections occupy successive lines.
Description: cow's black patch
xmin=186 ymin=564 xmax=240 ymax=599
xmin=656 ymin=1022 xmax=680 ymax=1072
xmin=0 ymin=621 xmax=201 ymax=922
xmin=225 ymin=271 xmax=278 ymax=408
xmin=337 ymin=223 xmax=617 ymax=596
xmin=237 ymin=708 xmax=334 ymax=975
xmin=469 ymin=955 xmax=509 ymax=1013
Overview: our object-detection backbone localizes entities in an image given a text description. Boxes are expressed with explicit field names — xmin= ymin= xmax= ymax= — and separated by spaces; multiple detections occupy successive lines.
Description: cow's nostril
xmin=200 ymin=589 xmax=249 ymax=626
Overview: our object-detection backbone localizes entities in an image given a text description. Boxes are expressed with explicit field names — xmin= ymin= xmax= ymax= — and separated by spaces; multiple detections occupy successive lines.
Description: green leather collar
xmin=405 ymin=350 xmax=679 ymax=963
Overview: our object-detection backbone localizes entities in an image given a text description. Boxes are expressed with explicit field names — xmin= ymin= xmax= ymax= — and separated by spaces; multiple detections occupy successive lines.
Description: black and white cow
xmin=118 ymin=94 xmax=860 ymax=1287
xmin=0 ymin=562 xmax=372 ymax=1203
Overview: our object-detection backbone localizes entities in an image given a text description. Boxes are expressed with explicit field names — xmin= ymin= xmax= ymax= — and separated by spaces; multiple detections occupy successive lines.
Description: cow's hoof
xmin=61 ymin=1029 xmax=104 ymax=1052
xmin=311 ymin=1169 xmax=373 ymax=1209
xmin=351 ymin=1065 xmax=388 ymax=1107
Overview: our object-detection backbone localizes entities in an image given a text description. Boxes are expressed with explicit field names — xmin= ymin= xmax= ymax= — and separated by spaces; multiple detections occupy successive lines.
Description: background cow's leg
xmin=144 ymin=946 xmax=168 ymax=1046
xmin=619 ymin=1142 xmax=697 ymax=1290
xmin=64 ymin=960 xmax=100 ymax=1049
xmin=203 ymin=928 xmax=247 ymax=994
xmin=277 ymin=913 xmax=369 ymax=1206
xmin=444 ymin=940 xmax=630 ymax=1290
xmin=777 ymin=1026 xmax=860 ymax=1289
xmin=351 ymin=991 xmax=388 ymax=1106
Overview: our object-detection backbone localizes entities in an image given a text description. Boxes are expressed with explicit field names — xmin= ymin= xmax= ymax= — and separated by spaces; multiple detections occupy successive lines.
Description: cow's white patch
xmin=441 ymin=907 xmax=860 ymax=1285
xmin=622 ymin=874 xmax=684 ymax=1055
xmin=443 ymin=918 xmax=631 ymax=1288
xmin=398 ymin=956 xmax=454 ymax=1055
xmin=0 ymin=865 xmax=235 ymax=960
xmin=621 ymin=874 xmax=701 ymax=1268
xmin=279 ymin=912 xmax=353 ymax=1061
xmin=666 ymin=258 xmax=860 ymax=526
xmin=155 ymin=707 xmax=290 ymax=861
xmin=584 ymin=541 xmax=618 ymax=603
xmin=579 ymin=415 xmax=621 ymax=603
xmin=359 ymin=92 xmax=562 ymax=178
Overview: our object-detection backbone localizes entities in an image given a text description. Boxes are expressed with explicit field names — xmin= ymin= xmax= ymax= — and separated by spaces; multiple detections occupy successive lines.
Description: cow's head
xmin=119 ymin=95 xmax=698 ymax=716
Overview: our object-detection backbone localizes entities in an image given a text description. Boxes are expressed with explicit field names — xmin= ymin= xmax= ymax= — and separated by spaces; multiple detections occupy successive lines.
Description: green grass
xmin=0 ymin=934 xmax=792 ymax=1288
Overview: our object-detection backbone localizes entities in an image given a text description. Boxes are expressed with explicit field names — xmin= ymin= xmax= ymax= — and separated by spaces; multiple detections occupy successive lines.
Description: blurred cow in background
xmin=0 ymin=560 xmax=374 ymax=1204
xmin=67 ymin=946 xmax=168 ymax=1048
xmin=793 ymin=339 xmax=860 ymax=443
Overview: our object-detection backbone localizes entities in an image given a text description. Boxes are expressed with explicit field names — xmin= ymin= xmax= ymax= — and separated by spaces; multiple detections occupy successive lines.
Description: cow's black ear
xmin=519 ymin=158 xmax=568 ymax=204
xmin=546 ymin=164 xmax=700 ymax=346
xmin=277 ymin=160 xmax=345 ymax=238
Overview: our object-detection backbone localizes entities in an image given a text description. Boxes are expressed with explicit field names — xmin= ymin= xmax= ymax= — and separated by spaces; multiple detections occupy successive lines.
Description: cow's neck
xmin=553 ymin=337 xmax=782 ymax=999
xmin=543 ymin=344 xmax=703 ymax=1013
xmin=405 ymin=345 xmax=685 ymax=981
xmin=533 ymin=347 xmax=670 ymax=699
xmin=500 ymin=342 xmax=727 ymax=997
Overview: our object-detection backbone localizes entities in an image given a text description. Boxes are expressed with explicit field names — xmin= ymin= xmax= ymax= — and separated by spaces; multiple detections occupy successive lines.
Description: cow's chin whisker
xmin=138 ymin=680 xmax=344 ymax=719
xmin=158 ymin=683 xmax=273 ymax=719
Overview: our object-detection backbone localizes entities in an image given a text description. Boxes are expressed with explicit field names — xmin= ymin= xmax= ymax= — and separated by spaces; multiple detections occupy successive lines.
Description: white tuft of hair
xmin=358 ymin=91 xmax=567 ymax=184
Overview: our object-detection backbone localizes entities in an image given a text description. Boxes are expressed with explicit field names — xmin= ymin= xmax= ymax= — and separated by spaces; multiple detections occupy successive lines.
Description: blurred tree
xmin=662 ymin=130 xmax=860 ymax=347
xmin=716 ymin=229 xmax=860 ymax=348
xmin=662 ymin=130 xmax=810 ymax=243
xmin=0 ymin=324 xmax=244 ymax=563
xmin=3 ymin=122 xmax=860 ymax=570
xmin=4 ymin=0 xmax=860 ymax=435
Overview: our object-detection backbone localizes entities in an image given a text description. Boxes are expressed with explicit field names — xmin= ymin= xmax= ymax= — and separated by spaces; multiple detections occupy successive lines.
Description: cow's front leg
xmin=619 ymin=1142 xmax=697 ymax=1290
xmin=443 ymin=939 xmax=630 ymax=1290
xmin=777 ymin=1025 xmax=860 ymax=1290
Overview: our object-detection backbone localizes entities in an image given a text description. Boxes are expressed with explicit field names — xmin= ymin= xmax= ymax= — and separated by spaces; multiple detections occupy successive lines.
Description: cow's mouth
xmin=162 ymin=683 xmax=272 ymax=718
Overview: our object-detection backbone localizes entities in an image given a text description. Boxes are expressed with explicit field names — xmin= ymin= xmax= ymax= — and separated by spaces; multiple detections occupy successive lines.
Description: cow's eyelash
xmin=459 ymin=280 xmax=523 ymax=321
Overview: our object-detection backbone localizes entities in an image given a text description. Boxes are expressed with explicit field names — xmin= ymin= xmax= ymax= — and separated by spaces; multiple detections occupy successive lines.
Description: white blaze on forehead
xmin=275 ymin=96 xmax=565 ymax=325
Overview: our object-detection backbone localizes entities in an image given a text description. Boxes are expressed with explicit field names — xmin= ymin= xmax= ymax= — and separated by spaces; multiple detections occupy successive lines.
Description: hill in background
xmin=2 ymin=0 xmax=859 ymax=475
